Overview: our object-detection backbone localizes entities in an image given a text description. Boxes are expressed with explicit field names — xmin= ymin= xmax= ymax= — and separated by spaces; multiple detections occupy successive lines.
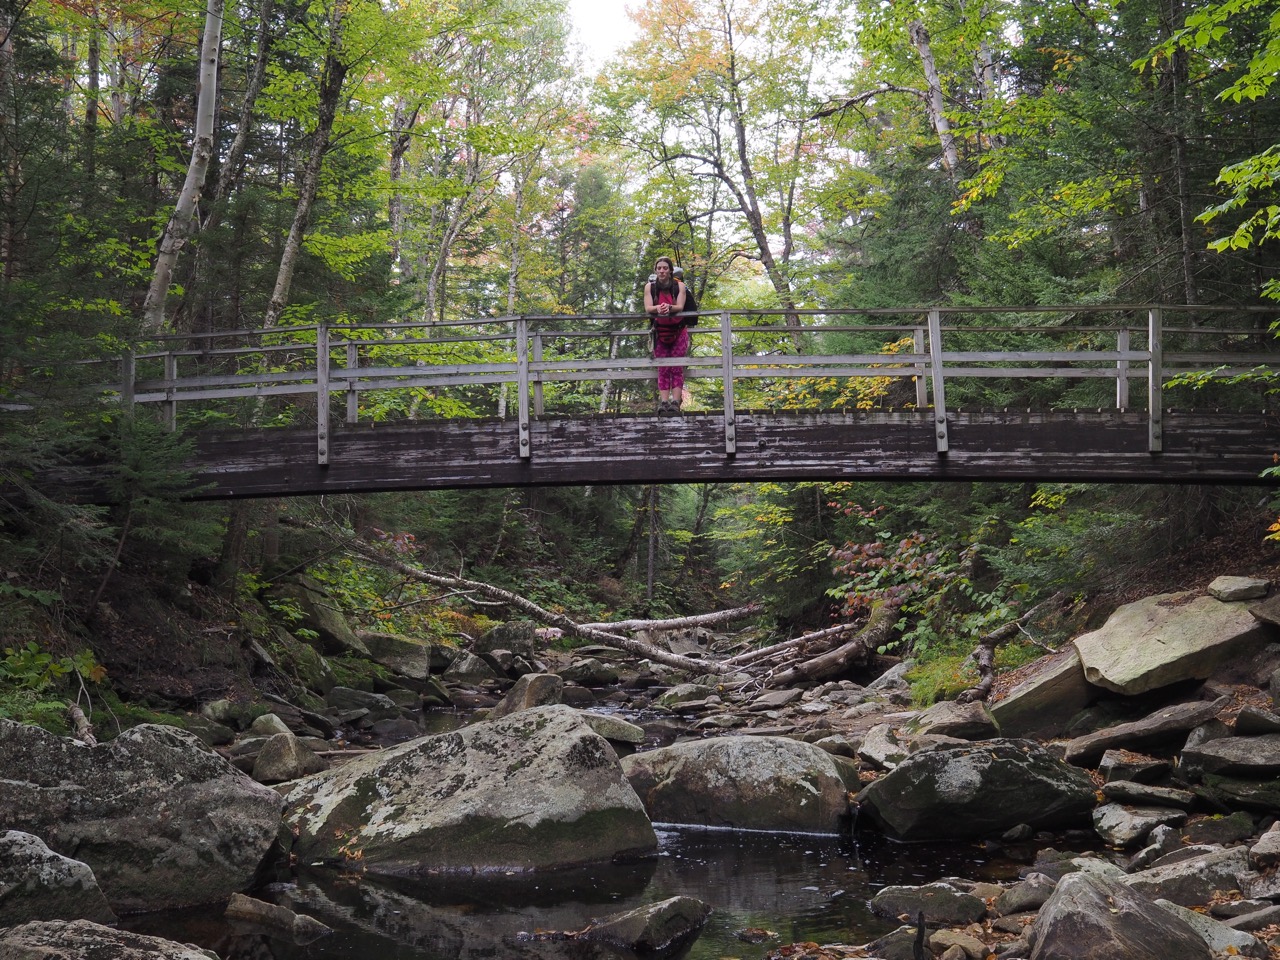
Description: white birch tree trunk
xmin=140 ymin=0 xmax=224 ymax=333
xmin=908 ymin=19 xmax=961 ymax=178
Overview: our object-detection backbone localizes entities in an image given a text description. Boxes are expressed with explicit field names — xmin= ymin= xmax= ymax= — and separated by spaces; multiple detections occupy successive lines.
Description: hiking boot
xmin=657 ymin=400 xmax=671 ymax=415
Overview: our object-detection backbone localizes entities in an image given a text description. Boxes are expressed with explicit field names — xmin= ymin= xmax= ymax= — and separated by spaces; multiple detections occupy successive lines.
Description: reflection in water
xmin=127 ymin=828 xmax=1031 ymax=960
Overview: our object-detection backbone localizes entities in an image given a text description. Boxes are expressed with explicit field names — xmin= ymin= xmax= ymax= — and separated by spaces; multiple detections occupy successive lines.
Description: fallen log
xmin=762 ymin=600 xmax=902 ymax=688
xmin=337 ymin=530 xmax=737 ymax=676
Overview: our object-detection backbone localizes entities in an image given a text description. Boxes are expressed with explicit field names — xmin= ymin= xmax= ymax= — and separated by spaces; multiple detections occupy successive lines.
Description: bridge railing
xmin=19 ymin=304 xmax=1279 ymax=464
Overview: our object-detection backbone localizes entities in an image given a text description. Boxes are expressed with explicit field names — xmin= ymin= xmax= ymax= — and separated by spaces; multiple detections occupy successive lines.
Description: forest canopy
xmin=0 ymin=0 xmax=1277 ymax=717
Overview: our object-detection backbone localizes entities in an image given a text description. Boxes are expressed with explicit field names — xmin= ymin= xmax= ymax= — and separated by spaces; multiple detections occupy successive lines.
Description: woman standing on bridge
xmin=644 ymin=256 xmax=689 ymax=415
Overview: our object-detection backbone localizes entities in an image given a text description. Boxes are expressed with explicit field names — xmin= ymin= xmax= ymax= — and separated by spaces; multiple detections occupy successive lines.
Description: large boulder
xmin=856 ymin=740 xmax=1096 ymax=841
xmin=989 ymin=647 xmax=1096 ymax=738
xmin=357 ymin=630 xmax=441 ymax=683
xmin=0 ymin=831 xmax=116 ymax=927
xmin=267 ymin=575 xmax=370 ymax=657
xmin=489 ymin=673 xmax=563 ymax=719
xmin=1072 ymin=592 xmax=1273 ymax=696
xmin=0 ymin=920 xmax=218 ymax=959
xmin=283 ymin=705 xmax=656 ymax=875
xmin=1181 ymin=733 xmax=1280 ymax=778
xmin=619 ymin=735 xmax=851 ymax=833
xmin=1063 ymin=697 xmax=1228 ymax=766
xmin=0 ymin=720 xmax=283 ymax=913
xmin=1123 ymin=845 xmax=1252 ymax=907
xmin=1028 ymin=870 xmax=1213 ymax=960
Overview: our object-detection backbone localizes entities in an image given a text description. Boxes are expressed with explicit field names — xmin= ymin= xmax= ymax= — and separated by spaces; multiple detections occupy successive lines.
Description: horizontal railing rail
xmin=5 ymin=305 xmax=1276 ymax=465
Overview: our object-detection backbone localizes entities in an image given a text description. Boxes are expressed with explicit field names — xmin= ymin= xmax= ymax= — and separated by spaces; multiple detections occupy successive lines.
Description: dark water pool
xmin=127 ymin=826 xmax=1036 ymax=960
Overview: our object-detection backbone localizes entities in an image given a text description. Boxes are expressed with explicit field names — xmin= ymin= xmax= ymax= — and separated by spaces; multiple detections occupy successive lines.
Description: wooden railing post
xmin=1148 ymin=308 xmax=1163 ymax=453
xmin=345 ymin=341 xmax=359 ymax=424
xmin=532 ymin=330 xmax=544 ymax=417
xmin=516 ymin=316 xmax=531 ymax=458
xmin=913 ymin=326 xmax=928 ymax=409
xmin=316 ymin=323 xmax=330 ymax=466
xmin=720 ymin=309 xmax=736 ymax=455
xmin=1116 ymin=327 xmax=1130 ymax=410
xmin=121 ymin=351 xmax=136 ymax=412
xmin=927 ymin=309 xmax=949 ymax=454
xmin=163 ymin=352 xmax=177 ymax=431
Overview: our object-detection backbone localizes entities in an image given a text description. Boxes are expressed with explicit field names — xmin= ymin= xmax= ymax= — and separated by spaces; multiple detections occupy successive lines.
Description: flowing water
xmin=128 ymin=826 xmax=1036 ymax=960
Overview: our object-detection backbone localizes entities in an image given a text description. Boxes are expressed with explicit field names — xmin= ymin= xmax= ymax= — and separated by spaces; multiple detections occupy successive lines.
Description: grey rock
xmin=1224 ymin=903 xmax=1280 ymax=931
xmin=0 ymin=920 xmax=218 ymax=959
xmin=1097 ymin=750 xmax=1169 ymax=784
xmin=580 ymin=895 xmax=712 ymax=954
xmin=224 ymin=892 xmax=331 ymax=945
xmin=251 ymin=731 xmax=328 ymax=784
xmin=284 ymin=705 xmax=655 ymax=874
xmin=0 ymin=720 xmax=283 ymax=914
xmin=621 ymin=735 xmax=850 ymax=833
xmin=489 ymin=672 xmax=563 ymax=719
xmin=1184 ymin=717 xmax=1233 ymax=749
xmin=1091 ymin=803 xmax=1186 ymax=848
xmin=1099 ymin=780 xmax=1195 ymax=809
xmin=247 ymin=712 xmax=292 ymax=737
xmin=580 ymin=711 xmax=645 ymax=745
xmin=857 ymin=740 xmax=1096 ymax=841
xmin=1249 ymin=825 xmax=1280 ymax=869
xmin=358 ymin=630 xmax=440 ymax=682
xmin=1208 ymin=576 xmax=1271 ymax=601
xmin=0 ymin=831 xmax=116 ymax=927
xmin=1124 ymin=845 xmax=1251 ymax=907
xmin=1064 ymin=697 xmax=1228 ymax=766
xmin=1029 ymin=870 xmax=1212 ymax=960
xmin=1180 ymin=810 xmax=1256 ymax=845
xmin=560 ymin=657 xmax=621 ymax=687
xmin=1235 ymin=705 xmax=1280 ymax=735
xmin=1073 ymin=592 xmax=1271 ymax=696
xmin=750 ymin=688 xmax=804 ymax=710
xmin=994 ymin=873 xmax=1057 ymax=916
xmin=442 ymin=650 xmax=500 ymax=684
xmin=989 ymin=648 xmax=1095 ymax=740
xmin=268 ymin=575 xmax=370 ymax=657
xmin=1182 ymin=733 xmax=1280 ymax=777
xmin=909 ymin=699 xmax=1000 ymax=740
xmin=870 ymin=882 xmax=987 ymax=926
xmin=1154 ymin=898 xmax=1270 ymax=958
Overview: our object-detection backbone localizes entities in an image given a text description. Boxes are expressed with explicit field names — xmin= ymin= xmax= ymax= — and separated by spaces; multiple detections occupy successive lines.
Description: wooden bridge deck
xmin=54 ymin=408 xmax=1269 ymax=500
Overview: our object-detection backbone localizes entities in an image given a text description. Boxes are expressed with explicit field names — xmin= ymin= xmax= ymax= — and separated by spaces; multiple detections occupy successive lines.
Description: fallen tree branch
xmin=955 ymin=592 xmax=1066 ymax=703
xmin=328 ymin=526 xmax=736 ymax=676
xmin=762 ymin=600 xmax=903 ymax=688
xmin=722 ymin=621 xmax=864 ymax=669
xmin=578 ymin=605 xmax=762 ymax=633
xmin=68 ymin=704 xmax=97 ymax=744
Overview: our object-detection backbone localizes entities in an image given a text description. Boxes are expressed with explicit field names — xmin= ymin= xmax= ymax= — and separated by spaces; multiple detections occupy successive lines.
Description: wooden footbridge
xmin=13 ymin=305 xmax=1280 ymax=500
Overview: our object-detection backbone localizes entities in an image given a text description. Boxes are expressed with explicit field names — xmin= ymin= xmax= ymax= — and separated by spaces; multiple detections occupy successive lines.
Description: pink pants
xmin=655 ymin=327 xmax=690 ymax=391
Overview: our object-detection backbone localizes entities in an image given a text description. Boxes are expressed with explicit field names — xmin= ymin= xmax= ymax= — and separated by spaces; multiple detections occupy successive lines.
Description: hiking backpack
xmin=648 ymin=280 xmax=698 ymax=346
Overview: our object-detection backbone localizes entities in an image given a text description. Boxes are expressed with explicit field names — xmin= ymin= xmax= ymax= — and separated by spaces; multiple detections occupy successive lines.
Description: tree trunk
xmin=908 ymin=20 xmax=961 ymax=179
xmin=140 ymin=0 xmax=224 ymax=333
xmin=180 ymin=0 xmax=276 ymax=334
xmin=263 ymin=4 xmax=349 ymax=330
xmin=0 ymin=3 xmax=17 ymax=282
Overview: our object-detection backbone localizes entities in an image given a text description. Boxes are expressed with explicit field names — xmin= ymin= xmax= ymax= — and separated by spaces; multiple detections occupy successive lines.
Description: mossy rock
xmin=268 ymin=627 xmax=337 ymax=695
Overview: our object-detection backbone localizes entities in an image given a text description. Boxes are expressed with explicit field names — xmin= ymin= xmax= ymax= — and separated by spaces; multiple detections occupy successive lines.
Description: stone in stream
xmin=283 ymin=704 xmax=656 ymax=874
xmin=855 ymin=739 xmax=1095 ymax=841
xmin=0 ymin=720 xmax=284 ymax=914
xmin=619 ymin=734 xmax=852 ymax=833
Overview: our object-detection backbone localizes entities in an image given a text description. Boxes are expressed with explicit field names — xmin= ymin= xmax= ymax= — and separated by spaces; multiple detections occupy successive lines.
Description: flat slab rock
xmin=1073 ymin=592 xmax=1271 ymax=696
